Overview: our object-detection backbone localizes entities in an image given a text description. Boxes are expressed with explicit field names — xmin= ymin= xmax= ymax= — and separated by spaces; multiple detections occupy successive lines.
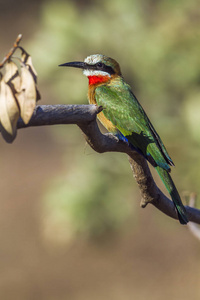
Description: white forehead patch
xmin=84 ymin=54 xmax=103 ymax=64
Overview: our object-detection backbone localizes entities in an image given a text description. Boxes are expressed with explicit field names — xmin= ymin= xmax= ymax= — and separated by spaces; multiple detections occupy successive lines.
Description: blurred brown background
xmin=0 ymin=0 xmax=200 ymax=299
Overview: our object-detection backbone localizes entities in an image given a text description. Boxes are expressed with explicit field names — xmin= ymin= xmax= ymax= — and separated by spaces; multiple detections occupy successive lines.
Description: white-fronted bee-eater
xmin=59 ymin=54 xmax=188 ymax=224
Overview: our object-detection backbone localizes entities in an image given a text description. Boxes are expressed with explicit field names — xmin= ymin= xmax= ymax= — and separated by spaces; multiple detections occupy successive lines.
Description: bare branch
xmin=187 ymin=193 xmax=200 ymax=239
xmin=16 ymin=104 xmax=200 ymax=224
xmin=0 ymin=34 xmax=22 ymax=68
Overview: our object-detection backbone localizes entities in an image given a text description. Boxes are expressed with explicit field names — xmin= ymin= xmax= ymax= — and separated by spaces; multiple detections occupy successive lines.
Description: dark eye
xmin=96 ymin=62 xmax=104 ymax=68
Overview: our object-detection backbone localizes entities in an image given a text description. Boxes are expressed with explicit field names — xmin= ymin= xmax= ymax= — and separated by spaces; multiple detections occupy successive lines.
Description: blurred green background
xmin=0 ymin=0 xmax=200 ymax=299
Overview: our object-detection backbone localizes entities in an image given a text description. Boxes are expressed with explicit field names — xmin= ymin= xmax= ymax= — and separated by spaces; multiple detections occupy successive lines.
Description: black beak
xmin=58 ymin=61 xmax=87 ymax=69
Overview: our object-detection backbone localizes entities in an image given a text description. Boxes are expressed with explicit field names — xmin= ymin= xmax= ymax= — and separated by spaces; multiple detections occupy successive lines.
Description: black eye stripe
xmin=85 ymin=62 xmax=115 ymax=75
xmin=96 ymin=63 xmax=115 ymax=75
xmin=96 ymin=62 xmax=103 ymax=68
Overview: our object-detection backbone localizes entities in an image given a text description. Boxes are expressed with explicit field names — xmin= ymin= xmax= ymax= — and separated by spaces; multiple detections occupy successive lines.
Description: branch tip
xmin=0 ymin=34 xmax=23 ymax=68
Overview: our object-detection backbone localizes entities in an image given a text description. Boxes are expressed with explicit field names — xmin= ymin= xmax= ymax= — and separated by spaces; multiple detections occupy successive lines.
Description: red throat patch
xmin=88 ymin=75 xmax=110 ymax=85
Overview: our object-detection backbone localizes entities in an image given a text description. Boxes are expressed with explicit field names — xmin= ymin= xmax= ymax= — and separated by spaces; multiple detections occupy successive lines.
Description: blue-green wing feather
xmin=95 ymin=79 xmax=173 ymax=171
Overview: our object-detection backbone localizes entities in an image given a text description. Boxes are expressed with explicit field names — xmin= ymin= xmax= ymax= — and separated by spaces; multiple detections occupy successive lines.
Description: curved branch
xmin=17 ymin=104 xmax=200 ymax=224
xmin=187 ymin=193 xmax=200 ymax=239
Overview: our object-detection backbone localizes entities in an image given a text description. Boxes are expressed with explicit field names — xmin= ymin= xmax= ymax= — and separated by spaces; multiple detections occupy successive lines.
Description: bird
xmin=59 ymin=54 xmax=188 ymax=224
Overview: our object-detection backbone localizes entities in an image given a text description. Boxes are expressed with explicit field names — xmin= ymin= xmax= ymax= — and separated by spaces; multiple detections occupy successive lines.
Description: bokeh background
xmin=0 ymin=0 xmax=200 ymax=299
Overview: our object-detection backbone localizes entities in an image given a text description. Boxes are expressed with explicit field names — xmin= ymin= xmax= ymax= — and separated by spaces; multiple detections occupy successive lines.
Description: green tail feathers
xmin=155 ymin=166 xmax=188 ymax=224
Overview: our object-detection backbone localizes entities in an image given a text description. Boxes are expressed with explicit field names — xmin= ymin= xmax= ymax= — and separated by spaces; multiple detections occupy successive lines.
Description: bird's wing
xmin=95 ymin=80 xmax=174 ymax=170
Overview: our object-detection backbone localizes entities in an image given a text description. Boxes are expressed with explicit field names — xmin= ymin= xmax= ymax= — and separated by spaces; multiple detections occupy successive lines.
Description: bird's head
xmin=59 ymin=54 xmax=122 ymax=85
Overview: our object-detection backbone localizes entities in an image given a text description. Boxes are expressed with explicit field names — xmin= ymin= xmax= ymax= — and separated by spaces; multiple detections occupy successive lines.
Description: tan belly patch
xmin=88 ymin=88 xmax=117 ymax=133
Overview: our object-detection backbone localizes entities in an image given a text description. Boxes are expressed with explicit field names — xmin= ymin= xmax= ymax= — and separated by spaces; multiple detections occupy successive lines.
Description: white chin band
xmin=83 ymin=69 xmax=111 ymax=77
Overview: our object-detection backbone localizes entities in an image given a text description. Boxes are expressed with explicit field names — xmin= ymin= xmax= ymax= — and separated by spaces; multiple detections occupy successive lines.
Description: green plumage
xmin=95 ymin=77 xmax=188 ymax=224
xmin=60 ymin=53 xmax=188 ymax=224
